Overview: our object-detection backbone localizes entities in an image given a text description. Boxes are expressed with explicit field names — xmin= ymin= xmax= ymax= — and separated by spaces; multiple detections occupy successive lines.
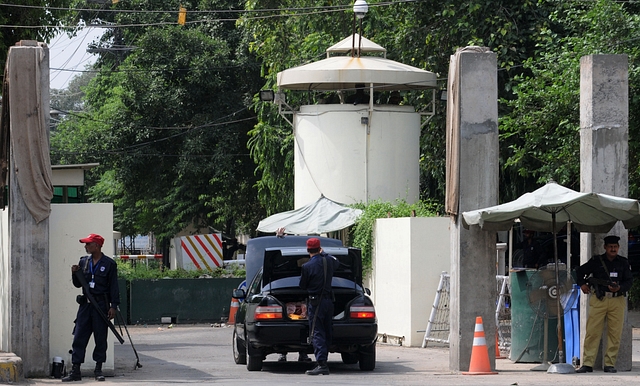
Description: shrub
xmin=349 ymin=199 xmax=440 ymax=275
xmin=116 ymin=259 xmax=245 ymax=281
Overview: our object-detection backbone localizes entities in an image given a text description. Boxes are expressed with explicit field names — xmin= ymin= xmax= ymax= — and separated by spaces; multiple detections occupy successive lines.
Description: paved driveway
xmin=22 ymin=320 xmax=640 ymax=386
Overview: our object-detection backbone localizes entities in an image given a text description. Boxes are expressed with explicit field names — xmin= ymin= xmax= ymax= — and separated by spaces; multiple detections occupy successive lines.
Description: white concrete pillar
xmin=447 ymin=47 xmax=499 ymax=372
xmin=579 ymin=54 xmax=631 ymax=371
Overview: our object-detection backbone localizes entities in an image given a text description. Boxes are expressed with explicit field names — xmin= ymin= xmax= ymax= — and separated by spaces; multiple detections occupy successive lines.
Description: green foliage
xmin=45 ymin=0 xmax=640 ymax=247
xmin=349 ymin=199 xmax=440 ymax=275
xmin=0 ymin=1 xmax=72 ymax=86
xmin=500 ymin=0 xmax=640 ymax=200
xmin=243 ymin=0 xmax=556 ymax=213
xmin=50 ymin=68 xmax=97 ymax=112
xmin=51 ymin=0 xmax=265 ymax=241
xmin=117 ymin=259 xmax=245 ymax=281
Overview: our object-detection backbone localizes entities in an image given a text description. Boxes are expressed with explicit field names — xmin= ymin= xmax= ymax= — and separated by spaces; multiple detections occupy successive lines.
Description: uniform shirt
xmin=299 ymin=252 xmax=340 ymax=296
xmin=72 ymin=253 xmax=120 ymax=309
xmin=576 ymin=253 xmax=633 ymax=294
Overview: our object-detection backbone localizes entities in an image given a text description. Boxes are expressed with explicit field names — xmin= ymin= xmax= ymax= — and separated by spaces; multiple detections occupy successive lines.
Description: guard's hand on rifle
xmin=71 ymin=265 xmax=80 ymax=273
xmin=108 ymin=307 xmax=116 ymax=320
xmin=580 ymin=284 xmax=591 ymax=294
xmin=608 ymin=282 xmax=620 ymax=292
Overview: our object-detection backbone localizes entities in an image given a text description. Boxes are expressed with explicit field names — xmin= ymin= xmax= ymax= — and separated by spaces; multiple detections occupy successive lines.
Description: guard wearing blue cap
xmin=576 ymin=235 xmax=632 ymax=374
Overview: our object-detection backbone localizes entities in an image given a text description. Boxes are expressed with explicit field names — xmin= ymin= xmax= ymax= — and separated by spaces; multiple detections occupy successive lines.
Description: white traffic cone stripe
xmin=473 ymin=337 xmax=487 ymax=346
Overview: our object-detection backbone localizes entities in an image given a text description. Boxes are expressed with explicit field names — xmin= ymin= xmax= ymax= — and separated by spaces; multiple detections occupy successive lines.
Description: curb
xmin=0 ymin=352 xmax=23 ymax=383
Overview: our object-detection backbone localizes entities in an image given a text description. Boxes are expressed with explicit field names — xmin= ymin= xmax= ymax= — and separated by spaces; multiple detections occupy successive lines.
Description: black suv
xmin=231 ymin=236 xmax=377 ymax=371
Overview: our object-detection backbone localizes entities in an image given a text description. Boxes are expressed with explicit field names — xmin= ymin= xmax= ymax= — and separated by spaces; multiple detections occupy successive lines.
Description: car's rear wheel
xmin=246 ymin=343 xmax=263 ymax=371
xmin=341 ymin=352 xmax=359 ymax=364
xmin=358 ymin=343 xmax=376 ymax=371
xmin=233 ymin=329 xmax=246 ymax=365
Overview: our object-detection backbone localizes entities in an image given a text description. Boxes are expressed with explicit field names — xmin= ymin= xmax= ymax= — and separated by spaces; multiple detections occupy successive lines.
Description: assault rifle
xmin=587 ymin=277 xmax=620 ymax=300
xmin=73 ymin=269 xmax=125 ymax=344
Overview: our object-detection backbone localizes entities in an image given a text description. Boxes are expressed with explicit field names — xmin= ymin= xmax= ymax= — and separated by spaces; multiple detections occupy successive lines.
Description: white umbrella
xmin=461 ymin=181 xmax=640 ymax=373
xmin=257 ymin=195 xmax=362 ymax=235
xmin=462 ymin=182 xmax=640 ymax=233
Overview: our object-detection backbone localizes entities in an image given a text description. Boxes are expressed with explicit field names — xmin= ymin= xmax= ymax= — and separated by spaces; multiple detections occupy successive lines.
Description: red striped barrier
xmin=119 ymin=254 xmax=163 ymax=260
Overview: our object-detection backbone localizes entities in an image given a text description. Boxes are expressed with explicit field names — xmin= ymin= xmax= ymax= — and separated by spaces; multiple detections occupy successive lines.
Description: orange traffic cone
xmin=495 ymin=332 xmax=505 ymax=359
xmin=462 ymin=316 xmax=498 ymax=375
xmin=228 ymin=297 xmax=240 ymax=324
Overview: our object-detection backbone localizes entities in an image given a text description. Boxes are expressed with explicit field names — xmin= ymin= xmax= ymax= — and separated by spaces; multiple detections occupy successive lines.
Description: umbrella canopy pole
xmin=508 ymin=227 xmax=513 ymax=272
xmin=566 ymin=221 xmax=572 ymax=271
xmin=552 ymin=213 xmax=565 ymax=361
xmin=548 ymin=212 xmax=575 ymax=373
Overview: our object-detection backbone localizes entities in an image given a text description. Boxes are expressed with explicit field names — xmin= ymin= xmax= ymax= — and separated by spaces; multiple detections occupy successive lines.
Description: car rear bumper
xmin=247 ymin=321 xmax=378 ymax=350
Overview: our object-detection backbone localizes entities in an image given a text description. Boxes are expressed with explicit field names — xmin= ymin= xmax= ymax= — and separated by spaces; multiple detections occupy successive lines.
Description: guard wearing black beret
xmin=576 ymin=235 xmax=632 ymax=373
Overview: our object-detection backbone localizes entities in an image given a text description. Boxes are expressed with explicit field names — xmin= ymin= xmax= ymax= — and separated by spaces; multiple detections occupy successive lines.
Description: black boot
xmin=305 ymin=360 xmax=330 ymax=375
xmin=94 ymin=362 xmax=105 ymax=381
xmin=61 ymin=363 xmax=82 ymax=382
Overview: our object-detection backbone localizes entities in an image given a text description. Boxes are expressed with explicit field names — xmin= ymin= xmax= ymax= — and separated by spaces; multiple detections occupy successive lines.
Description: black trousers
xmin=308 ymin=298 xmax=334 ymax=362
xmin=71 ymin=300 xmax=109 ymax=364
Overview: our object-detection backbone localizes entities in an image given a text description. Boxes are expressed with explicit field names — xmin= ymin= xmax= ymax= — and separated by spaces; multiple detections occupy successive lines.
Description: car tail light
xmin=350 ymin=305 xmax=375 ymax=319
xmin=255 ymin=305 xmax=283 ymax=320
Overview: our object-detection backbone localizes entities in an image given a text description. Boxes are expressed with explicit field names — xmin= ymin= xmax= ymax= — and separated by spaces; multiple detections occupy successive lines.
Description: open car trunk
xmin=262 ymin=247 xmax=364 ymax=320
xmin=263 ymin=285 xmax=363 ymax=320
xmin=263 ymin=247 xmax=362 ymax=286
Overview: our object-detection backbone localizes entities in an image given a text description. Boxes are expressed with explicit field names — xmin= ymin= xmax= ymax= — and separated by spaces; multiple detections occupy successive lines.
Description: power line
xmin=0 ymin=0 xmax=419 ymax=29
xmin=52 ymin=107 xmax=254 ymax=131
xmin=1 ymin=0 xmax=417 ymax=15
xmin=51 ymin=150 xmax=252 ymax=158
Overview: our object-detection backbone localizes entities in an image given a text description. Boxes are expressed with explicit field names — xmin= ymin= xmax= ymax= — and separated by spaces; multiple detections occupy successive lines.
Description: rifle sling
xmin=309 ymin=255 xmax=327 ymax=342
xmin=73 ymin=269 xmax=125 ymax=344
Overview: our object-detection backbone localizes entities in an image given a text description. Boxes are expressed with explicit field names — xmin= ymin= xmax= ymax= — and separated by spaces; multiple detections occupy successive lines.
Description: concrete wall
xmin=372 ymin=217 xmax=450 ymax=347
xmin=294 ymin=104 xmax=420 ymax=207
xmin=49 ymin=203 xmax=114 ymax=375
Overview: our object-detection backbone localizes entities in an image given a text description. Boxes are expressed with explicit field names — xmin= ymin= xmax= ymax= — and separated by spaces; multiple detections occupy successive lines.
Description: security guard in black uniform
xmin=575 ymin=235 xmax=632 ymax=374
xmin=63 ymin=234 xmax=120 ymax=382
xmin=299 ymin=238 xmax=340 ymax=375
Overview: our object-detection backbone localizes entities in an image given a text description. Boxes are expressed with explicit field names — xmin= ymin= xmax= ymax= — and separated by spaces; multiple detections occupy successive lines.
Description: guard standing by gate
xmin=299 ymin=238 xmax=340 ymax=375
xmin=575 ymin=235 xmax=632 ymax=374
xmin=63 ymin=234 xmax=120 ymax=382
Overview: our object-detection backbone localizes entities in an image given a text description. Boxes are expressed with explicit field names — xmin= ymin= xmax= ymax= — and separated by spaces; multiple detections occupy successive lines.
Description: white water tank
xmin=277 ymin=34 xmax=436 ymax=208
xmin=294 ymin=103 xmax=420 ymax=207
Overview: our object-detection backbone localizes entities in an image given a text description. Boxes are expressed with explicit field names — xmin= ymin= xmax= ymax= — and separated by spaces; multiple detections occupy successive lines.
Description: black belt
xmin=604 ymin=291 xmax=626 ymax=298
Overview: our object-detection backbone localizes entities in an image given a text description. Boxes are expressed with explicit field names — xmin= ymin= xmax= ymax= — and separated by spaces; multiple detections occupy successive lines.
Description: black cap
xmin=604 ymin=235 xmax=620 ymax=245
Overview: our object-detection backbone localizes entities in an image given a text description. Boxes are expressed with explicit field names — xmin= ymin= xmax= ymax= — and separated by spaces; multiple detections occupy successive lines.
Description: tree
xmin=0 ymin=1 xmax=72 ymax=85
xmin=50 ymin=66 xmax=97 ymax=113
xmin=52 ymin=0 xmax=264 ymax=241
xmin=245 ymin=0 xmax=640 ymax=211
xmin=500 ymin=0 xmax=640 ymax=198
xmin=243 ymin=0 xmax=556 ymax=212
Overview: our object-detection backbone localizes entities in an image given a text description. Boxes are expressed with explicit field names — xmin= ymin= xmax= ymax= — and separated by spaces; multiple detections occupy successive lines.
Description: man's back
xmin=300 ymin=252 xmax=340 ymax=295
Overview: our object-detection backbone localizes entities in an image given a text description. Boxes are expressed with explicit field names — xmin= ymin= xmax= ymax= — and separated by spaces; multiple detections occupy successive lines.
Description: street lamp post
xmin=352 ymin=0 xmax=368 ymax=57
